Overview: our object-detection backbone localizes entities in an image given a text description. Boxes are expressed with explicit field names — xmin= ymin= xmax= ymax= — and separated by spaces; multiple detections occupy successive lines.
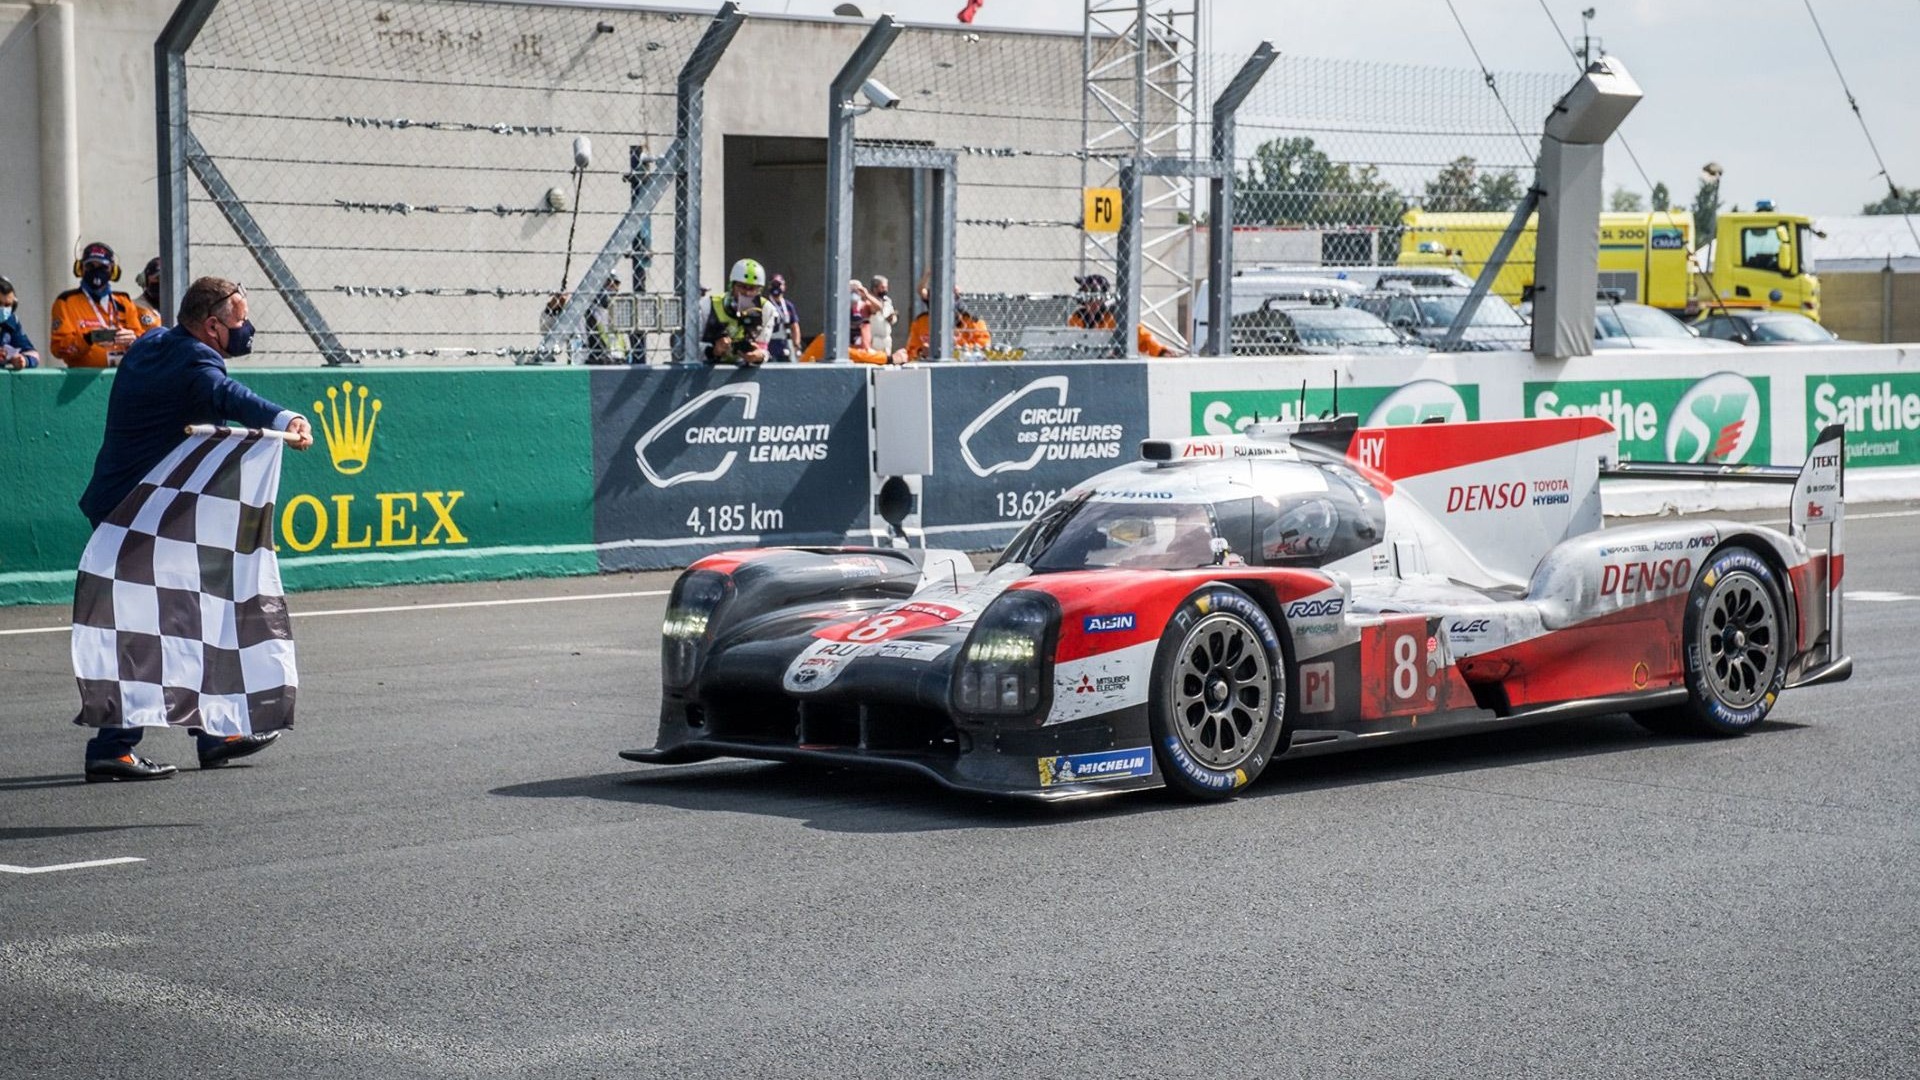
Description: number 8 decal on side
xmin=1364 ymin=615 xmax=1441 ymax=719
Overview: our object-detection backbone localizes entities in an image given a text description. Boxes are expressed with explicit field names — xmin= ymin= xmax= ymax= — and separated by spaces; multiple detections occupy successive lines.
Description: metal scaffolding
xmin=1082 ymin=0 xmax=1203 ymax=349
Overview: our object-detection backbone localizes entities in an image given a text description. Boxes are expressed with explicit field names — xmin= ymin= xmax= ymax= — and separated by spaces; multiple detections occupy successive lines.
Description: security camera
xmin=860 ymin=78 xmax=901 ymax=110
xmin=573 ymin=136 xmax=593 ymax=171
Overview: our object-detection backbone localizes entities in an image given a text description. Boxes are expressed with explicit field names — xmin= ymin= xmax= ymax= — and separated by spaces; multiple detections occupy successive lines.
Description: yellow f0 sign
xmin=1083 ymin=188 xmax=1122 ymax=234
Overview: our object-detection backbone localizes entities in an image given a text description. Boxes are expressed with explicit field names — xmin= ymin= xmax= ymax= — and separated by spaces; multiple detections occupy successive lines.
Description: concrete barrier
xmin=5 ymin=344 xmax=1916 ymax=607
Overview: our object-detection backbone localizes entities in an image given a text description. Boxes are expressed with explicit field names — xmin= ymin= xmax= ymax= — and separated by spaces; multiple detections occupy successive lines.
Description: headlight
xmin=661 ymin=570 xmax=730 ymax=689
xmin=952 ymin=590 xmax=1057 ymax=720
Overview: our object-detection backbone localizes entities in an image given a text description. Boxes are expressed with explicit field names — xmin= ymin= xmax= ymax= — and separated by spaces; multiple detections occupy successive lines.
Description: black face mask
xmin=82 ymin=268 xmax=112 ymax=295
xmin=220 ymin=319 xmax=256 ymax=357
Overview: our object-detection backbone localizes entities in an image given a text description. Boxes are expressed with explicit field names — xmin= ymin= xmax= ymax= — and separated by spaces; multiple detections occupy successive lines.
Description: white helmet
xmin=729 ymin=258 xmax=766 ymax=288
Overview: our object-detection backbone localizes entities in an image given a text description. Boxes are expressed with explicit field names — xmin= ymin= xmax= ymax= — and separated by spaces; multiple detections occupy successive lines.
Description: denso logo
xmin=1285 ymin=598 xmax=1345 ymax=618
xmin=1445 ymin=482 xmax=1528 ymax=513
xmin=1083 ymin=613 xmax=1137 ymax=633
xmin=1600 ymin=557 xmax=1693 ymax=597
xmin=1448 ymin=619 xmax=1491 ymax=634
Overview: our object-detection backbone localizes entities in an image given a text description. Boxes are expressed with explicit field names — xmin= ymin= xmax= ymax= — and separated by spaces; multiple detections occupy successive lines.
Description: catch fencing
xmin=165 ymin=0 xmax=727 ymax=365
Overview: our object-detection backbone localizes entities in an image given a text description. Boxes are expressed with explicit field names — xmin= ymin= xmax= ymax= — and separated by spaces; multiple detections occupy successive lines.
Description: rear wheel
xmin=1149 ymin=586 xmax=1289 ymax=799
xmin=1633 ymin=545 xmax=1789 ymax=738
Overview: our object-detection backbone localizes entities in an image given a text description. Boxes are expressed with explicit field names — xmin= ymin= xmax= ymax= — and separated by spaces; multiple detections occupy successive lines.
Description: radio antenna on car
xmin=1329 ymin=370 xmax=1339 ymax=419
xmin=1297 ymin=379 xmax=1307 ymax=420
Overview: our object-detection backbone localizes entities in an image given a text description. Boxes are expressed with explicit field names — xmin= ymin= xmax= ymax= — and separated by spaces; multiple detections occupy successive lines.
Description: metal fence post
xmin=825 ymin=15 xmax=904 ymax=361
xmin=1205 ymin=42 xmax=1276 ymax=358
xmin=154 ymin=0 xmax=221 ymax=324
xmin=1113 ymin=160 xmax=1143 ymax=357
xmin=674 ymin=2 xmax=745 ymax=364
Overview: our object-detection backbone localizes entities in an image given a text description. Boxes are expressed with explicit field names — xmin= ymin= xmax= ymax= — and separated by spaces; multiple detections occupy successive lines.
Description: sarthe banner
xmin=71 ymin=427 xmax=297 ymax=735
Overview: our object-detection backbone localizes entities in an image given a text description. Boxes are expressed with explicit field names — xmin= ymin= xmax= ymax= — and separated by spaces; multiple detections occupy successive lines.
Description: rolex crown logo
xmin=317 ymin=380 xmax=382 ymax=476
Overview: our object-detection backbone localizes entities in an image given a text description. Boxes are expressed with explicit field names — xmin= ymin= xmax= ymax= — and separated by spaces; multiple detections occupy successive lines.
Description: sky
xmin=768 ymin=0 xmax=1918 ymax=220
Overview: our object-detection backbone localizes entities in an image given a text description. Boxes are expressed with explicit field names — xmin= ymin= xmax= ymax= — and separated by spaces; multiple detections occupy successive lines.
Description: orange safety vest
xmin=1067 ymin=306 xmax=1177 ymax=357
xmin=50 ymin=289 xmax=157 ymax=368
xmin=799 ymin=333 xmax=892 ymax=365
xmin=905 ymin=311 xmax=992 ymax=361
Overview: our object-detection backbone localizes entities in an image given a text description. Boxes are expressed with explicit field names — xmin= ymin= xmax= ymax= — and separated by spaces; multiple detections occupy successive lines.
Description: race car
xmin=622 ymin=414 xmax=1850 ymax=801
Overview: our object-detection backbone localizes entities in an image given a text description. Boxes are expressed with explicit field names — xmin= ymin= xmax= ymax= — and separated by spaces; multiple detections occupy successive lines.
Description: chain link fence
xmin=1215 ymin=54 xmax=1562 ymax=278
xmin=179 ymin=0 xmax=719 ymax=365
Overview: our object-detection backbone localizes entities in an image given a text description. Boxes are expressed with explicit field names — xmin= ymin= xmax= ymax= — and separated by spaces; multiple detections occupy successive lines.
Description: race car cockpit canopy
xmin=996 ymin=457 xmax=1384 ymax=573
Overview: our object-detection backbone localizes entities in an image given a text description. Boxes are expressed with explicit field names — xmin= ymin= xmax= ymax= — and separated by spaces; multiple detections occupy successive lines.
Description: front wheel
xmin=1149 ymin=586 xmax=1290 ymax=799
xmin=1633 ymin=545 xmax=1790 ymax=738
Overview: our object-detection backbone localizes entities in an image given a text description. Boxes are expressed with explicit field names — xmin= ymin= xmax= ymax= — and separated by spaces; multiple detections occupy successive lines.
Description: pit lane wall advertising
xmin=0 ymin=368 xmax=597 ymax=607
xmin=590 ymin=365 xmax=872 ymax=570
xmin=920 ymin=362 xmax=1150 ymax=550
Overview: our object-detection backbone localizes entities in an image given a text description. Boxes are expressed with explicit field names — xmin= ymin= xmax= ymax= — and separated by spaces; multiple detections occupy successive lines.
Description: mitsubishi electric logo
xmin=957 ymin=374 xmax=1123 ymax=478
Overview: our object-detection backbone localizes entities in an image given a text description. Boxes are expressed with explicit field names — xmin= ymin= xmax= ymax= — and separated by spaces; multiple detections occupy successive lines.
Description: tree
xmin=1651 ymin=182 xmax=1671 ymax=212
xmin=1692 ymin=177 xmax=1722 ymax=242
xmin=1609 ymin=186 xmax=1646 ymax=213
xmin=1235 ymin=136 xmax=1407 ymax=228
xmin=1863 ymin=186 xmax=1920 ymax=215
xmin=1421 ymin=156 xmax=1525 ymax=214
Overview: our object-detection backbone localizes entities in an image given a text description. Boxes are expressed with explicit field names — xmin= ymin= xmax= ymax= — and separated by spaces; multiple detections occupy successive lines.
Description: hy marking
xmin=0 ymin=857 xmax=144 ymax=876
xmin=0 ymin=934 xmax=655 ymax=1068
xmin=0 ymin=589 xmax=671 ymax=637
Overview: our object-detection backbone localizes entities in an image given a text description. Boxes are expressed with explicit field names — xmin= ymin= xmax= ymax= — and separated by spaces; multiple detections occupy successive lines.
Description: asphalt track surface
xmin=4 ymin=508 xmax=1919 ymax=1080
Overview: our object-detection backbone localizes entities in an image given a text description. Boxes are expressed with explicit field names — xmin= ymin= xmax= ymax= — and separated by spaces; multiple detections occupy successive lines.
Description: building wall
xmin=0 ymin=1 xmax=1134 ymax=358
xmin=1822 ymin=269 xmax=1920 ymax=344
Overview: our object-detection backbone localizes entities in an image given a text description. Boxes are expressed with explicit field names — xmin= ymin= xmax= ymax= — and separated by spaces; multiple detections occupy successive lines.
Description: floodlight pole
xmin=824 ymin=14 xmax=903 ymax=361
xmin=1204 ymin=41 xmax=1276 ymax=358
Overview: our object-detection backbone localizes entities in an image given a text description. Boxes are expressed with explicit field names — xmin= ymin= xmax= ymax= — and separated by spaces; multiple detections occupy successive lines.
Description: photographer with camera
xmin=700 ymin=258 xmax=775 ymax=366
xmin=50 ymin=242 xmax=159 ymax=368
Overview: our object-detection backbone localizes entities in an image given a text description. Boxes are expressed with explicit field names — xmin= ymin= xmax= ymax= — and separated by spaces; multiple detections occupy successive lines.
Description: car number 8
xmin=1392 ymin=633 xmax=1420 ymax=700
xmin=847 ymin=614 xmax=909 ymax=642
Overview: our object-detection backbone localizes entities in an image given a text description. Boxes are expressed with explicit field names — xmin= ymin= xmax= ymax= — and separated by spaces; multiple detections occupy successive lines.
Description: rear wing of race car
xmin=1604 ymin=424 xmax=1846 ymax=671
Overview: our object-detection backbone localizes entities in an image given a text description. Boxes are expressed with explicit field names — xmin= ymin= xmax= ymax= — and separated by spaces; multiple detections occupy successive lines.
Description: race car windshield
xmin=1000 ymin=497 xmax=1224 ymax=572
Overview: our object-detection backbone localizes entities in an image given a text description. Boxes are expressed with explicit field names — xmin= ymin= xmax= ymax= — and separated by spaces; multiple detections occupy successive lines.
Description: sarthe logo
xmin=1667 ymin=372 xmax=1760 ymax=464
xmin=316 ymin=379 xmax=382 ymax=475
xmin=633 ymin=383 xmax=760 ymax=488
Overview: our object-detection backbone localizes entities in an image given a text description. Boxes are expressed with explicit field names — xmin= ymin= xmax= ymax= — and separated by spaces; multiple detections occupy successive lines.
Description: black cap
xmin=142 ymin=257 xmax=161 ymax=279
xmin=80 ymin=241 xmax=115 ymax=266
xmin=0 ymin=276 xmax=13 ymax=294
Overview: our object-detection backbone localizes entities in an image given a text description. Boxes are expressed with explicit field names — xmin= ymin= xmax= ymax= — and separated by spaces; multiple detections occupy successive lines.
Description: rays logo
xmin=1285 ymin=597 xmax=1344 ymax=618
xmin=316 ymin=379 xmax=381 ymax=475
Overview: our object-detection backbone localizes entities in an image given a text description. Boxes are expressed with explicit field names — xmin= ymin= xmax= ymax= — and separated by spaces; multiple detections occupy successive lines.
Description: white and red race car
xmin=625 ymin=415 xmax=1849 ymax=801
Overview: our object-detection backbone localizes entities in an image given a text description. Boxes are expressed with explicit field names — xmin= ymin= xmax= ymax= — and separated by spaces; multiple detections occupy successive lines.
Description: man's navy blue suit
xmin=78 ymin=326 xmax=292 ymax=528
xmin=76 ymin=325 xmax=294 ymax=763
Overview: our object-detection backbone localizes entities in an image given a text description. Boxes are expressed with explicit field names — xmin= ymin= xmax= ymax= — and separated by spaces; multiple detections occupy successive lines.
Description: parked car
xmin=625 ymin=415 xmax=1850 ymax=802
xmin=1520 ymin=299 xmax=1740 ymax=352
xmin=1229 ymin=299 xmax=1418 ymax=356
xmin=1351 ymin=286 xmax=1531 ymax=351
xmin=1695 ymin=309 xmax=1847 ymax=346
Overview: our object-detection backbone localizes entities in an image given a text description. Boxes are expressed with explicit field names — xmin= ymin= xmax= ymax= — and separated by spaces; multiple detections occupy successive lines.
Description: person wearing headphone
xmin=50 ymin=242 xmax=159 ymax=368
xmin=1066 ymin=273 xmax=1180 ymax=358
xmin=133 ymin=257 xmax=169 ymax=328
xmin=701 ymin=258 xmax=775 ymax=366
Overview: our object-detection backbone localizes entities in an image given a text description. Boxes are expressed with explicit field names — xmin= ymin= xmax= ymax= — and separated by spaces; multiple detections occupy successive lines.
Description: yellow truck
xmin=1399 ymin=203 xmax=1822 ymax=320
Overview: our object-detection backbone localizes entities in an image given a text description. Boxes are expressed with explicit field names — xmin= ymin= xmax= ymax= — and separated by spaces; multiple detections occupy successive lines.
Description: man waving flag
xmin=73 ymin=275 xmax=313 ymax=782
xmin=73 ymin=427 xmax=300 ymax=763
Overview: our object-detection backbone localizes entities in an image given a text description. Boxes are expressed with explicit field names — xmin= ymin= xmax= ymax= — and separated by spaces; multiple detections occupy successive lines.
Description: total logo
xmin=281 ymin=380 xmax=468 ymax=554
xmin=959 ymin=375 xmax=1125 ymax=478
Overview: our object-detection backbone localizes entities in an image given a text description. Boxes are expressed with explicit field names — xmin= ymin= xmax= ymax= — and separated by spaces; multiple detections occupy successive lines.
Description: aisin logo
xmin=317 ymin=379 xmax=382 ymax=475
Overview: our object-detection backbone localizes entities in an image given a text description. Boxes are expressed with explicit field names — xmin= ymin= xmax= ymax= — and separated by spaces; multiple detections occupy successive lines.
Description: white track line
xmin=0 ymin=589 xmax=669 ymax=637
xmin=0 ymin=857 xmax=145 ymax=875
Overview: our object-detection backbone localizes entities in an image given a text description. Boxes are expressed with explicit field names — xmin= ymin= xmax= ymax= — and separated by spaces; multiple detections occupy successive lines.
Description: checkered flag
xmin=72 ymin=427 xmax=297 ymax=735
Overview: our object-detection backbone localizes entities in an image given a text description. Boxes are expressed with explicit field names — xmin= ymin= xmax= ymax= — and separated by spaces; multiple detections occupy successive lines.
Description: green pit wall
xmin=1 ymin=368 xmax=597 ymax=607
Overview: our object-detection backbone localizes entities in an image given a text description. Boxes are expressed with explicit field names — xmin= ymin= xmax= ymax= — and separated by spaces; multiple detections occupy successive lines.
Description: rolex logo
xmin=316 ymin=379 xmax=382 ymax=476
